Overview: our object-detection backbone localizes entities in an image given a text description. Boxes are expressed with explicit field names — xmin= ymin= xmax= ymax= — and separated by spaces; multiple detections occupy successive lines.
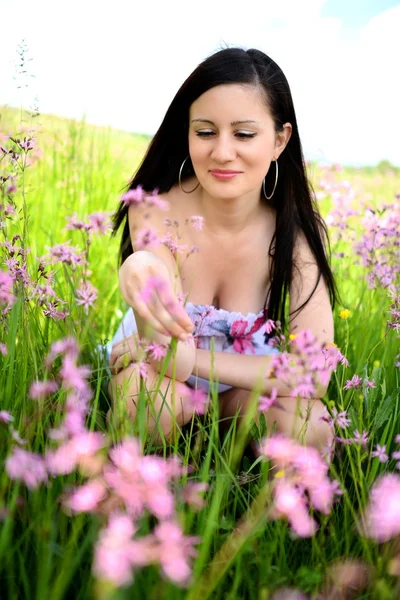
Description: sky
xmin=0 ymin=0 xmax=399 ymax=166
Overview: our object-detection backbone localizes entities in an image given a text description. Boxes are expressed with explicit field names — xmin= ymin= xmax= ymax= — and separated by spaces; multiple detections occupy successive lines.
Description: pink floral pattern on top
xmin=185 ymin=302 xmax=275 ymax=355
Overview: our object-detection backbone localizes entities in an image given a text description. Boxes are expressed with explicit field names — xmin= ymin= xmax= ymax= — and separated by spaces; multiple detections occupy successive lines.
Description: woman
xmin=108 ymin=47 xmax=337 ymax=450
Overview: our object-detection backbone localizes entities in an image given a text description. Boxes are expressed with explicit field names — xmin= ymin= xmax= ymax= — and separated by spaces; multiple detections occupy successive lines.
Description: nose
xmin=210 ymin=134 xmax=236 ymax=163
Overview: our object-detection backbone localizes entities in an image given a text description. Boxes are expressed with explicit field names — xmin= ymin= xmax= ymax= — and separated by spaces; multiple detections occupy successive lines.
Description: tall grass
xmin=0 ymin=105 xmax=399 ymax=599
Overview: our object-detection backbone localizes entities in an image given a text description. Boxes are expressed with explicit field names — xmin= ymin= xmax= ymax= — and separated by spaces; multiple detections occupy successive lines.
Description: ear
xmin=274 ymin=122 xmax=292 ymax=159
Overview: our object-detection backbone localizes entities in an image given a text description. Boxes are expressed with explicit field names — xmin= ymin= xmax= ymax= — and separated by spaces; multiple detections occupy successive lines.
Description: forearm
xmin=192 ymin=349 xmax=327 ymax=397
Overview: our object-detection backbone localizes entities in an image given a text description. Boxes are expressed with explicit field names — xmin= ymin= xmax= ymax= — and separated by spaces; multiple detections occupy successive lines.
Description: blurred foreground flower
xmin=258 ymin=435 xmax=341 ymax=537
xmin=361 ymin=473 xmax=400 ymax=542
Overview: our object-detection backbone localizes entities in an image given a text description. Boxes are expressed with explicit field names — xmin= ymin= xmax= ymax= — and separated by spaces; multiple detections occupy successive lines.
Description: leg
xmin=219 ymin=388 xmax=333 ymax=453
xmin=108 ymin=364 xmax=195 ymax=444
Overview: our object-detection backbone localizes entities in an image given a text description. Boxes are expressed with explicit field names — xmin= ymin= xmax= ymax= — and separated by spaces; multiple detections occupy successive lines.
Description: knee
xmin=266 ymin=398 xmax=334 ymax=454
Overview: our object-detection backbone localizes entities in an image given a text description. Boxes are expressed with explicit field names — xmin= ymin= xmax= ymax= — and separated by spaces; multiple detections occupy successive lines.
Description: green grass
xmin=0 ymin=105 xmax=399 ymax=600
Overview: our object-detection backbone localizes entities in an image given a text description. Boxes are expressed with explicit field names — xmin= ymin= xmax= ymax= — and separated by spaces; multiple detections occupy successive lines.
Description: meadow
xmin=0 ymin=103 xmax=399 ymax=600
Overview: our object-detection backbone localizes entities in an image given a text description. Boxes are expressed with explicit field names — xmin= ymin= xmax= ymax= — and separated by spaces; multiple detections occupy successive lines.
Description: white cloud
xmin=0 ymin=0 xmax=398 ymax=165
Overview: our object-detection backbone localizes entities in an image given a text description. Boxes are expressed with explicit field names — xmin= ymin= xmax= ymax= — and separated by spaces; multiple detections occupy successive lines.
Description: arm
xmin=118 ymin=202 xmax=196 ymax=382
xmin=192 ymin=233 xmax=334 ymax=397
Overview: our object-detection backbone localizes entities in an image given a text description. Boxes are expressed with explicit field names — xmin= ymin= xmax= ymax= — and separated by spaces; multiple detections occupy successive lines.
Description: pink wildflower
xmin=0 ymin=270 xmax=15 ymax=304
xmin=5 ymin=448 xmax=47 ymax=489
xmin=146 ymin=342 xmax=168 ymax=361
xmin=0 ymin=410 xmax=13 ymax=424
xmin=364 ymin=379 xmax=376 ymax=389
xmin=273 ymin=479 xmax=317 ymax=537
xmin=259 ymin=387 xmax=278 ymax=412
xmin=331 ymin=408 xmax=351 ymax=429
xmin=190 ymin=215 xmax=204 ymax=231
xmin=0 ymin=343 xmax=7 ymax=356
xmin=88 ymin=212 xmax=111 ymax=235
xmin=344 ymin=374 xmax=362 ymax=390
xmin=75 ymin=281 xmax=98 ymax=314
xmin=134 ymin=227 xmax=161 ymax=250
xmin=140 ymin=274 xmax=167 ymax=303
xmin=121 ymin=186 xmax=145 ymax=206
xmin=65 ymin=214 xmax=91 ymax=232
xmin=290 ymin=374 xmax=316 ymax=399
xmin=154 ymin=521 xmax=199 ymax=586
xmin=184 ymin=388 xmax=209 ymax=415
xmin=362 ymin=474 xmax=400 ymax=542
xmin=65 ymin=479 xmax=107 ymax=513
xmin=93 ymin=513 xmax=138 ymax=587
xmin=29 ymin=380 xmax=58 ymax=400
xmin=395 ymin=434 xmax=400 ymax=443
xmin=371 ymin=444 xmax=389 ymax=463
xmin=258 ymin=434 xmax=297 ymax=467
xmin=353 ymin=429 xmax=369 ymax=447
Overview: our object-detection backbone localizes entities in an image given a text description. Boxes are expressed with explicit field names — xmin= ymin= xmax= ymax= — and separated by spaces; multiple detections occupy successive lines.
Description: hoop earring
xmin=179 ymin=156 xmax=200 ymax=194
xmin=262 ymin=159 xmax=278 ymax=200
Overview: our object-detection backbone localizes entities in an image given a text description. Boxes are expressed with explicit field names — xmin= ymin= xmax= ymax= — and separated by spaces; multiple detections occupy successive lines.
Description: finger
xmin=150 ymin=292 xmax=191 ymax=340
xmin=156 ymin=288 xmax=193 ymax=332
xmin=139 ymin=272 xmax=193 ymax=333
xmin=131 ymin=292 xmax=175 ymax=338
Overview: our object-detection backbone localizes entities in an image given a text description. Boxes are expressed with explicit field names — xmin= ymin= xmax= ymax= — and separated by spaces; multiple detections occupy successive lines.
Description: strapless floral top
xmin=185 ymin=302 xmax=276 ymax=355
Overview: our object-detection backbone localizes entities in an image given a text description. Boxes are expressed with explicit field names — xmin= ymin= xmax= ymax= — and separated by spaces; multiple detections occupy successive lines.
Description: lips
xmin=209 ymin=169 xmax=242 ymax=174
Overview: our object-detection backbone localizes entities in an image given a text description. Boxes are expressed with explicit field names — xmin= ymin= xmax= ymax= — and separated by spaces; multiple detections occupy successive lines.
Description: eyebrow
xmin=190 ymin=119 xmax=259 ymax=126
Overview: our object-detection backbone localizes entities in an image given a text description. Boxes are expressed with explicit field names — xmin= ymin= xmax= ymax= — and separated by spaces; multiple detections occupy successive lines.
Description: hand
xmin=119 ymin=252 xmax=194 ymax=341
xmin=109 ymin=334 xmax=142 ymax=374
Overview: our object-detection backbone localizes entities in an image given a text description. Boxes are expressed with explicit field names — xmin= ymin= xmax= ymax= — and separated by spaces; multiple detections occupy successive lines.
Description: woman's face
xmin=188 ymin=84 xmax=291 ymax=199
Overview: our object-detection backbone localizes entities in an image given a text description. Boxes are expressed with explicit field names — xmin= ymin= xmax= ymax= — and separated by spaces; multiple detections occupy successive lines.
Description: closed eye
xmin=195 ymin=131 xmax=257 ymax=139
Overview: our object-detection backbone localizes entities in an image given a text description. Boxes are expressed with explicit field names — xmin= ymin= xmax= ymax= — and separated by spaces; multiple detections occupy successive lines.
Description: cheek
xmin=189 ymin=137 xmax=207 ymax=166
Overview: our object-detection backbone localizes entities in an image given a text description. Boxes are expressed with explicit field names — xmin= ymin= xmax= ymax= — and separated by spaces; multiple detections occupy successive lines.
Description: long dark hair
xmin=112 ymin=47 xmax=339 ymax=330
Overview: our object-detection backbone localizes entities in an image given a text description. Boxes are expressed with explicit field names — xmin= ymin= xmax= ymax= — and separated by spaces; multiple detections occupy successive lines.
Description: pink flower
xmin=0 ymin=343 xmax=7 ymax=356
xmin=121 ymin=186 xmax=145 ymax=206
xmin=88 ymin=212 xmax=111 ymax=235
xmin=273 ymin=479 xmax=317 ymax=537
xmin=93 ymin=513 xmax=138 ymax=587
xmin=154 ymin=521 xmax=199 ymax=586
xmin=364 ymin=379 xmax=376 ymax=389
xmin=362 ymin=474 xmax=400 ymax=542
xmin=258 ymin=434 xmax=297 ymax=467
xmin=65 ymin=479 xmax=107 ymax=513
xmin=146 ymin=342 xmax=168 ymax=361
xmin=59 ymin=355 xmax=91 ymax=392
xmin=371 ymin=444 xmax=389 ymax=463
xmin=184 ymin=388 xmax=209 ymax=415
xmin=395 ymin=434 xmax=400 ymax=443
xmin=29 ymin=380 xmax=58 ymax=400
xmin=331 ymin=408 xmax=351 ymax=429
xmin=0 ymin=410 xmax=13 ymax=424
xmin=259 ymin=387 xmax=278 ymax=412
xmin=134 ymin=227 xmax=161 ymax=250
xmin=75 ymin=282 xmax=98 ymax=314
xmin=5 ymin=448 xmax=47 ymax=489
xmin=353 ymin=429 xmax=369 ymax=447
xmin=0 ymin=270 xmax=15 ymax=305
xmin=140 ymin=275 xmax=167 ymax=303
xmin=344 ymin=374 xmax=362 ymax=390
xmin=190 ymin=215 xmax=204 ymax=231
xmin=290 ymin=374 xmax=316 ymax=399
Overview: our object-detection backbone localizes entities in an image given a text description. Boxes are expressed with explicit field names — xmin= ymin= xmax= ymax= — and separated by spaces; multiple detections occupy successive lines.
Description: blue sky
xmin=0 ymin=0 xmax=399 ymax=166
xmin=322 ymin=0 xmax=400 ymax=27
